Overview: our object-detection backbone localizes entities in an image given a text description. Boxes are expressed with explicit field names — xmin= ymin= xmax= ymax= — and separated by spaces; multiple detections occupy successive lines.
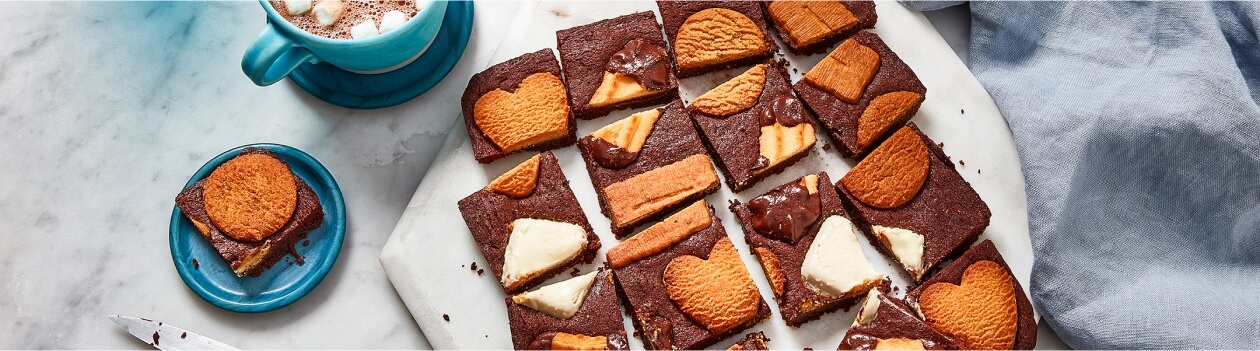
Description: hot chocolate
xmin=272 ymin=0 xmax=424 ymax=40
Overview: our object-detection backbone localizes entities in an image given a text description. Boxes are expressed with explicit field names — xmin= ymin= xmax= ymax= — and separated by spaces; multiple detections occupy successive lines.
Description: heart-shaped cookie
xmin=840 ymin=126 xmax=929 ymax=209
xmin=663 ymin=237 xmax=761 ymax=334
xmin=917 ymin=260 xmax=1018 ymax=350
xmin=473 ymin=72 xmax=571 ymax=153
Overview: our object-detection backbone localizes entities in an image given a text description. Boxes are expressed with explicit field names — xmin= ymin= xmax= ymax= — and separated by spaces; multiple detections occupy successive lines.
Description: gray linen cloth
xmin=904 ymin=1 xmax=1260 ymax=348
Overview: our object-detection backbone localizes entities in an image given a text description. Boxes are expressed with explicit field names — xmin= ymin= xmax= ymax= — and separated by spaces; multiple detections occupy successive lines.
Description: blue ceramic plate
xmin=169 ymin=143 xmax=346 ymax=313
xmin=287 ymin=1 xmax=474 ymax=109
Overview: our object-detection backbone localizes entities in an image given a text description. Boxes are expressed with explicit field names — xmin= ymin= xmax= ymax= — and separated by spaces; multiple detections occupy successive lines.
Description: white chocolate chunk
xmin=378 ymin=10 xmax=409 ymax=34
xmin=511 ymin=272 xmax=598 ymax=319
xmin=350 ymin=20 xmax=380 ymax=40
xmin=854 ymin=289 xmax=881 ymax=326
xmin=801 ymin=216 xmax=882 ymax=298
xmin=501 ymin=218 xmax=588 ymax=289
xmin=312 ymin=0 xmax=345 ymax=27
xmin=872 ymin=225 xmax=926 ymax=280
xmin=283 ymin=0 xmax=311 ymax=15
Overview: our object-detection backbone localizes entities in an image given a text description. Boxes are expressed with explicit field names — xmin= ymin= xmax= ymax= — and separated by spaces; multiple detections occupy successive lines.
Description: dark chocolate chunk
xmin=609 ymin=38 xmax=670 ymax=90
xmin=747 ymin=180 xmax=819 ymax=243
xmin=580 ymin=136 xmax=639 ymax=169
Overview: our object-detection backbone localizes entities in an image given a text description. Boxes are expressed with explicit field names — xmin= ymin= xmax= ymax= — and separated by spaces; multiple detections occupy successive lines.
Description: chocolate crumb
xmin=152 ymin=331 xmax=160 ymax=346
xmin=477 ymin=269 xmax=484 ymax=275
xmin=443 ymin=314 xmax=450 ymax=322
xmin=822 ymin=142 xmax=832 ymax=151
xmin=978 ymin=169 xmax=982 ymax=174
xmin=471 ymin=262 xmax=478 ymax=272
xmin=939 ymin=142 xmax=945 ymax=148
xmin=959 ymin=160 xmax=965 ymax=166
xmin=804 ymin=348 xmax=813 ymax=351
xmin=181 ymin=332 xmax=187 ymax=339
xmin=961 ymin=108 xmax=965 ymax=114
xmin=303 ymin=239 xmax=310 ymax=247
xmin=570 ymin=267 xmax=581 ymax=277
xmin=192 ymin=259 xmax=199 ymax=270
xmin=792 ymin=67 xmax=799 ymax=73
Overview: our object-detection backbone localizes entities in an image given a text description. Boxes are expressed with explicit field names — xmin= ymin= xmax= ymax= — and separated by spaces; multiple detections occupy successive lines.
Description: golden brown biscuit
xmin=203 ymin=153 xmax=298 ymax=242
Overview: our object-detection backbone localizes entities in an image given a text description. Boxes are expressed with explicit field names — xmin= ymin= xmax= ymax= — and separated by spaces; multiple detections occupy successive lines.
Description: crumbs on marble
xmin=822 ymin=142 xmax=832 ymax=151
xmin=181 ymin=332 xmax=187 ymax=339
xmin=978 ymin=169 xmax=982 ymax=174
xmin=443 ymin=314 xmax=450 ymax=322
xmin=959 ymin=160 xmax=965 ymax=166
xmin=470 ymin=262 xmax=478 ymax=272
xmin=570 ymin=267 xmax=581 ymax=277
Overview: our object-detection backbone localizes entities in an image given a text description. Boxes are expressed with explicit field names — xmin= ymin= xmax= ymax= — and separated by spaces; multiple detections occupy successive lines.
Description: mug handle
xmin=242 ymin=24 xmax=315 ymax=86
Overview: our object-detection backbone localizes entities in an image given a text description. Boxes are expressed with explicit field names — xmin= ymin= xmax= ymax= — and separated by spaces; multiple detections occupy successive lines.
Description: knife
xmin=109 ymin=315 xmax=239 ymax=350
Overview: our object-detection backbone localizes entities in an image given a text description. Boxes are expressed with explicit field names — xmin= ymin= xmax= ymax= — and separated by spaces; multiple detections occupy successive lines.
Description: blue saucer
xmin=287 ymin=1 xmax=474 ymax=109
xmin=170 ymin=143 xmax=346 ymax=313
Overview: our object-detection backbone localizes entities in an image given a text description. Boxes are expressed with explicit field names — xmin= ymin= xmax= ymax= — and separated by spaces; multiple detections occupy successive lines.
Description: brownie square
xmin=837 ymin=124 xmax=990 ymax=282
xmin=557 ymin=11 xmax=679 ymax=120
xmin=462 ymin=49 xmax=577 ymax=164
xmin=608 ymin=200 xmax=771 ymax=350
xmin=505 ymin=269 xmax=629 ymax=350
xmin=657 ymin=1 xmax=780 ymax=77
xmin=838 ymin=284 xmax=961 ymax=350
xmin=731 ymin=173 xmax=881 ymax=326
xmin=457 ymin=152 xmax=601 ymax=294
xmin=174 ymin=148 xmax=324 ymax=277
xmin=690 ymin=60 xmax=816 ymax=192
xmin=577 ymin=99 xmax=720 ymax=237
xmin=763 ymin=1 xmax=877 ymax=55
xmin=905 ymin=240 xmax=1037 ymax=350
xmin=794 ymin=31 xmax=925 ymax=159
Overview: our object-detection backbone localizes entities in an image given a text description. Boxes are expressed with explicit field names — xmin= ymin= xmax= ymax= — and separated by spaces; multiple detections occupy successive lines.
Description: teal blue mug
xmin=242 ymin=0 xmax=449 ymax=86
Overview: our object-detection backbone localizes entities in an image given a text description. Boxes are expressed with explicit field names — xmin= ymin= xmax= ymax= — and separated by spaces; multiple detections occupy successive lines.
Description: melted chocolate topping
xmin=758 ymin=93 xmax=809 ymax=127
xmin=608 ymin=38 xmax=670 ymax=90
xmin=581 ymin=136 xmax=638 ymax=169
xmin=747 ymin=181 xmax=820 ymax=243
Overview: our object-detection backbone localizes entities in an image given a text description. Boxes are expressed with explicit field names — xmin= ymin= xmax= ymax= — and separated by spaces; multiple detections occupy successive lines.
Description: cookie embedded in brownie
xmin=505 ymin=268 xmax=629 ymax=350
xmin=730 ymin=173 xmax=882 ymax=327
xmin=904 ymin=240 xmax=1037 ymax=350
xmin=174 ymin=148 xmax=324 ymax=277
xmin=607 ymin=200 xmax=771 ymax=350
xmin=836 ymin=124 xmax=990 ymax=282
xmin=794 ymin=31 xmax=926 ymax=159
xmin=577 ymin=100 xmax=720 ymax=238
xmin=656 ymin=1 xmax=779 ymax=77
xmin=690 ymin=61 xmax=816 ymax=192
xmin=763 ymin=1 xmax=877 ymax=55
xmin=457 ymin=152 xmax=601 ymax=294
xmin=728 ymin=332 xmax=770 ymax=350
xmin=462 ymin=49 xmax=576 ymax=164
xmin=838 ymin=287 xmax=961 ymax=350
xmin=557 ymin=11 xmax=679 ymax=120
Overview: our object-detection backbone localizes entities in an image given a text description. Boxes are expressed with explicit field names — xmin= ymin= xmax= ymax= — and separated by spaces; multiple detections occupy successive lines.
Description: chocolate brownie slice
xmin=690 ymin=60 xmax=816 ymax=192
xmin=457 ymin=152 xmax=601 ymax=294
xmin=577 ymin=100 xmax=719 ymax=237
xmin=731 ymin=173 xmax=882 ymax=326
xmin=837 ymin=124 xmax=990 ymax=282
xmin=657 ymin=1 xmax=779 ymax=77
xmin=506 ymin=269 xmax=629 ymax=350
xmin=838 ymin=284 xmax=961 ymax=350
xmin=557 ymin=11 xmax=679 ymax=120
xmin=794 ymin=31 xmax=925 ymax=159
xmin=462 ymin=49 xmax=577 ymax=164
xmin=904 ymin=240 xmax=1037 ymax=350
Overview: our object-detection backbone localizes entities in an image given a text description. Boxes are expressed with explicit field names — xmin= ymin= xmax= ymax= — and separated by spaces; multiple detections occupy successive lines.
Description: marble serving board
xmin=381 ymin=1 xmax=1035 ymax=349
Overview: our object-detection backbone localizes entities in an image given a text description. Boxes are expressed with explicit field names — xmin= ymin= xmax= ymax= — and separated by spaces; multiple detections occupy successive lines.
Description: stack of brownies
xmin=456 ymin=1 xmax=1037 ymax=350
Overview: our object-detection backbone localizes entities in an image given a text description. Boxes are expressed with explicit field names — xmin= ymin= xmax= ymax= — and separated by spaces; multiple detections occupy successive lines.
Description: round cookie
xmin=204 ymin=152 xmax=298 ymax=242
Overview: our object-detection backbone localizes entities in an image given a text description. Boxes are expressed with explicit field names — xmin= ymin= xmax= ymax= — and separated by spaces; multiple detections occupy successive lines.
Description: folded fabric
xmin=903 ymin=1 xmax=1260 ymax=349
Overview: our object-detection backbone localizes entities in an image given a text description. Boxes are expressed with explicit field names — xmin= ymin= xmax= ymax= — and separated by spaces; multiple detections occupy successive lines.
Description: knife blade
xmin=109 ymin=315 xmax=239 ymax=350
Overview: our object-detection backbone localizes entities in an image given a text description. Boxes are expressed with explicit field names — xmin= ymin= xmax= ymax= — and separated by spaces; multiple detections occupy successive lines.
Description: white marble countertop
xmin=0 ymin=1 xmax=1066 ymax=349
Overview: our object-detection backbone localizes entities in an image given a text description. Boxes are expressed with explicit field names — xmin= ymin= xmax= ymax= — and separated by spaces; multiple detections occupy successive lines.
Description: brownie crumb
xmin=822 ymin=142 xmax=832 ymax=151
xmin=804 ymin=348 xmax=814 ymax=351
xmin=961 ymin=108 xmax=965 ymax=114
xmin=893 ymin=286 xmax=900 ymax=292
xmin=180 ymin=332 xmax=187 ymax=339
xmin=443 ymin=314 xmax=450 ymax=322
xmin=152 ymin=331 xmax=160 ymax=346
xmin=570 ymin=267 xmax=581 ymax=277
xmin=302 ymin=239 xmax=310 ymax=247
xmin=477 ymin=269 xmax=485 ymax=275
xmin=959 ymin=160 xmax=965 ymax=166
xmin=470 ymin=262 xmax=478 ymax=272
xmin=792 ymin=67 xmax=799 ymax=73
xmin=978 ymin=169 xmax=982 ymax=174
xmin=192 ymin=259 xmax=199 ymax=270
xmin=939 ymin=142 xmax=945 ymax=148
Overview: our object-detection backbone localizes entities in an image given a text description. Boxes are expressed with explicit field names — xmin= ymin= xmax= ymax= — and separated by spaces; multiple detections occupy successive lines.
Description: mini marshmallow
xmin=283 ymin=0 xmax=311 ymax=15
xmin=378 ymin=11 xmax=409 ymax=34
xmin=350 ymin=20 xmax=380 ymax=40
xmin=312 ymin=0 xmax=345 ymax=27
